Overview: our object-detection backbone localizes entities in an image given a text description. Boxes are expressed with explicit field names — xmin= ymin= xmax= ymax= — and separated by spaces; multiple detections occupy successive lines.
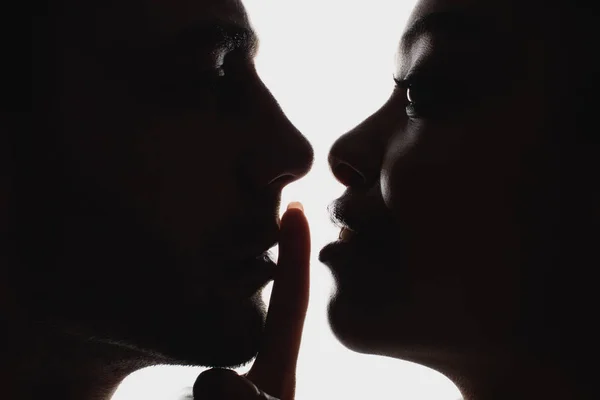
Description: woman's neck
xmin=404 ymin=347 xmax=582 ymax=400
xmin=453 ymin=359 xmax=578 ymax=400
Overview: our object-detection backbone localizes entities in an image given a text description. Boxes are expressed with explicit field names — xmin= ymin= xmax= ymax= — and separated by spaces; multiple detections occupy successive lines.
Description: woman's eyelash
xmin=393 ymin=76 xmax=415 ymax=105
xmin=393 ymin=76 xmax=409 ymax=89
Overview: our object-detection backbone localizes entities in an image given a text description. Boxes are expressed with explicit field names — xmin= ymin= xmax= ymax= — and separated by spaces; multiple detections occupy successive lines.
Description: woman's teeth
xmin=339 ymin=227 xmax=355 ymax=242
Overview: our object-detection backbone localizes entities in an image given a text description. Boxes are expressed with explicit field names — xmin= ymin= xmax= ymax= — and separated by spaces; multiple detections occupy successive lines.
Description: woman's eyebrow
xmin=401 ymin=10 xmax=500 ymax=50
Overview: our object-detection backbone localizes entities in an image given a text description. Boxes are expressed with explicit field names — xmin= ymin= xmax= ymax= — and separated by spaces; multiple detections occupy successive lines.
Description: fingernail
xmin=287 ymin=201 xmax=304 ymax=212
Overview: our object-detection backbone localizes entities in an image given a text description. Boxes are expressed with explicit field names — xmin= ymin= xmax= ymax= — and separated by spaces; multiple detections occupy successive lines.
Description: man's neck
xmin=3 ymin=319 xmax=172 ymax=400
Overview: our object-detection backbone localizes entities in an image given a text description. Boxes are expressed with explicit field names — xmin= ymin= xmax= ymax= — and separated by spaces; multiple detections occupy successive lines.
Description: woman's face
xmin=320 ymin=0 xmax=549 ymax=361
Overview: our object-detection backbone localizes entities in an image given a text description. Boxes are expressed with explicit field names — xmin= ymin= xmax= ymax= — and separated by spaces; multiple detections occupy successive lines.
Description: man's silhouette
xmin=4 ymin=0 xmax=313 ymax=398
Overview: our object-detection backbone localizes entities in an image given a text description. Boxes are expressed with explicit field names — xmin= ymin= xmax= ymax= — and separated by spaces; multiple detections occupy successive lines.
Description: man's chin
xmin=118 ymin=293 xmax=267 ymax=368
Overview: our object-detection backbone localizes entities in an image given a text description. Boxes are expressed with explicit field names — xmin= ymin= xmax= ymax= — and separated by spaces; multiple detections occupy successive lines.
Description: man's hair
xmin=9 ymin=6 xmax=77 ymax=304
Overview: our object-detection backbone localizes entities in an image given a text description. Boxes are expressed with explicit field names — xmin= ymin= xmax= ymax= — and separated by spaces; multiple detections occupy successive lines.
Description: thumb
xmin=193 ymin=368 xmax=277 ymax=399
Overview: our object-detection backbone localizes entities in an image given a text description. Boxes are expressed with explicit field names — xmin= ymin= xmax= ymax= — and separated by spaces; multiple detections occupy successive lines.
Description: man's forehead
xmin=82 ymin=0 xmax=254 ymax=47
xmin=145 ymin=0 xmax=252 ymax=35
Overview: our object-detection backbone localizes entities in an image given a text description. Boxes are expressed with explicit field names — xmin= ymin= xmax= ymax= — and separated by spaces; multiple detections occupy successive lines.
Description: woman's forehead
xmin=399 ymin=0 xmax=530 ymax=60
xmin=408 ymin=0 xmax=518 ymax=28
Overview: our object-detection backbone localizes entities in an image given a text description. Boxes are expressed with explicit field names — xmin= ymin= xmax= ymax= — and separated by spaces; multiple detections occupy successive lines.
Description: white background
xmin=112 ymin=1 xmax=462 ymax=399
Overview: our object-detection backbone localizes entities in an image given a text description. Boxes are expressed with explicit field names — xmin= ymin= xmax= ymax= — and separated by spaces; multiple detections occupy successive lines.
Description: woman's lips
xmin=318 ymin=237 xmax=368 ymax=275
xmin=338 ymin=227 xmax=356 ymax=242
xmin=320 ymin=225 xmax=386 ymax=259
xmin=319 ymin=226 xmax=405 ymax=274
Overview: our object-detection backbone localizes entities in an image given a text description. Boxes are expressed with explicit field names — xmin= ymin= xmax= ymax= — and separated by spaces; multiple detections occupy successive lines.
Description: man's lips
xmin=182 ymin=250 xmax=277 ymax=306
xmin=218 ymin=218 xmax=280 ymax=299
xmin=222 ymin=251 xmax=277 ymax=299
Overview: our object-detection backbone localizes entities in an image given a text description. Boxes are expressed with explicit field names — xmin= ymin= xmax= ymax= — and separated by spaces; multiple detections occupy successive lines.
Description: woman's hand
xmin=193 ymin=202 xmax=310 ymax=400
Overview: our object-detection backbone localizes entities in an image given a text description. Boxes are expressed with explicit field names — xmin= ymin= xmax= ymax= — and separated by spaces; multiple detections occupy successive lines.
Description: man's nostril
xmin=332 ymin=161 xmax=366 ymax=187
xmin=267 ymin=173 xmax=296 ymax=189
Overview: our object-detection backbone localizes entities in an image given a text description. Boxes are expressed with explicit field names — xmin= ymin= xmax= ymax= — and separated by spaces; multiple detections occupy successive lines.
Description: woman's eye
xmin=405 ymin=85 xmax=425 ymax=117
xmin=214 ymin=59 xmax=227 ymax=78
xmin=395 ymin=75 xmax=458 ymax=119
xmin=403 ymin=80 xmax=437 ymax=118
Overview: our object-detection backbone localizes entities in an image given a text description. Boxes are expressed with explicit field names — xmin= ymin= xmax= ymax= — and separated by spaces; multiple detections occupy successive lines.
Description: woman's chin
xmin=326 ymin=288 xmax=464 ymax=365
xmin=326 ymin=289 xmax=403 ymax=356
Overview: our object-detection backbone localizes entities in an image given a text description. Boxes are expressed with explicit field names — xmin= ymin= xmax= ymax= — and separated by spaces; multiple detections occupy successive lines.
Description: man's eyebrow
xmin=401 ymin=11 xmax=498 ymax=50
xmin=169 ymin=22 xmax=260 ymax=57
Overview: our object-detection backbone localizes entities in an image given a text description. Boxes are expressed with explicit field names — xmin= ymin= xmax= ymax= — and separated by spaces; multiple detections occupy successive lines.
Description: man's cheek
xmin=154 ymin=182 xmax=240 ymax=249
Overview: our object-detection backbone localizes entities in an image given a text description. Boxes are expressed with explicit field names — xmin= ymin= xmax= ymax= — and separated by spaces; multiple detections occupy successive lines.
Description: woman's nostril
xmin=332 ymin=161 xmax=366 ymax=187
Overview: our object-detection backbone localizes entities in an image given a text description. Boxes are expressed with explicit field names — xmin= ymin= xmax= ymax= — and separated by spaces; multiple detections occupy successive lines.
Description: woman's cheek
xmin=380 ymin=125 xmax=420 ymax=211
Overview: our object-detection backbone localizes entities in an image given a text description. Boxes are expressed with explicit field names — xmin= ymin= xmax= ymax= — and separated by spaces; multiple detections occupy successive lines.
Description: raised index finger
xmin=246 ymin=202 xmax=310 ymax=399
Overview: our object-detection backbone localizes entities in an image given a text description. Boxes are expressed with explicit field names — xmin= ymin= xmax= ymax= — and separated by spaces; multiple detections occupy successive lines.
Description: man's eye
xmin=149 ymin=64 xmax=230 ymax=109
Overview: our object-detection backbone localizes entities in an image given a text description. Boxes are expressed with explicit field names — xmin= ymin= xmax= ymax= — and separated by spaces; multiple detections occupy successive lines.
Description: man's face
xmin=27 ymin=0 xmax=313 ymax=367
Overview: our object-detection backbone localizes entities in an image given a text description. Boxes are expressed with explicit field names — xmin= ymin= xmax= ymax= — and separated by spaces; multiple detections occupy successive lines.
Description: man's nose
xmin=243 ymin=85 xmax=314 ymax=191
xmin=261 ymin=126 xmax=314 ymax=191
